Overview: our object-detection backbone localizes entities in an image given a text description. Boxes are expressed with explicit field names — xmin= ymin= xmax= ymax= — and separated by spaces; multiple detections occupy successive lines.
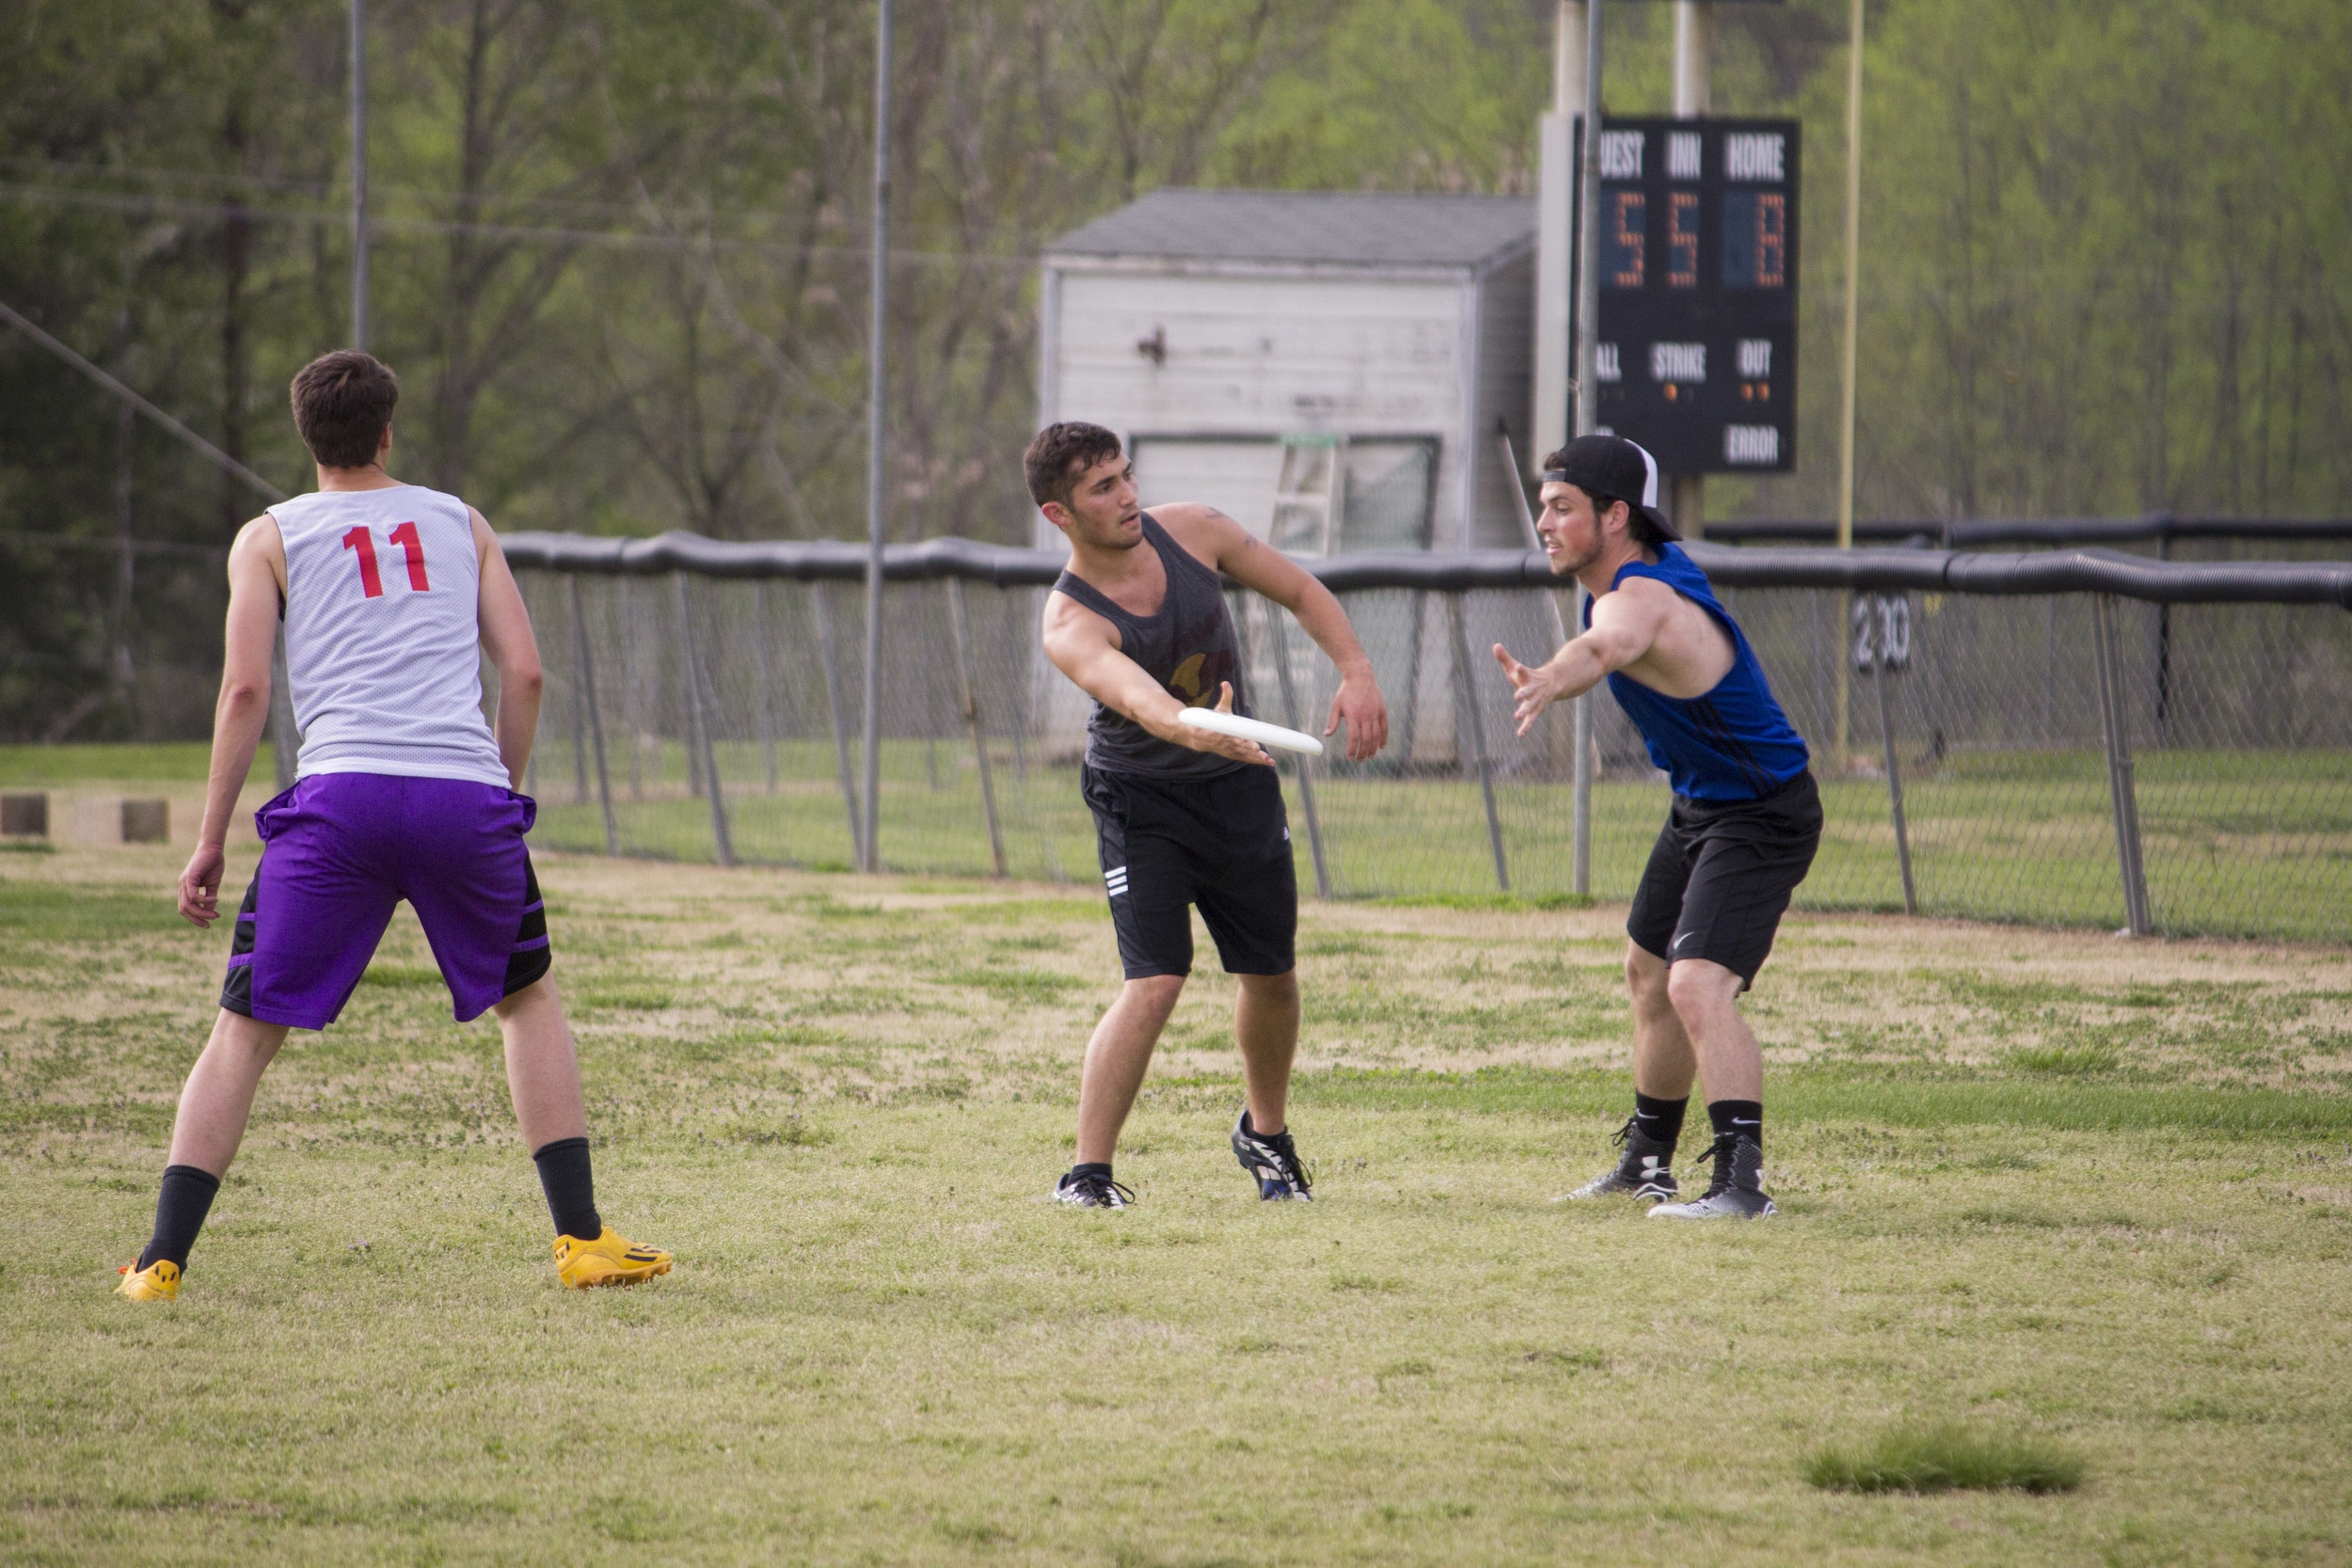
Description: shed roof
xmin=1045 ymin=188 xmax=1535 ymax=271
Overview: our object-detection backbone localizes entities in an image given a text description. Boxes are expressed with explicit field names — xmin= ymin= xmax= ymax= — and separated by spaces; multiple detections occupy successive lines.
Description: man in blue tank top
xmin=1492 ymin=435 xmax=1822 ymax=1219
xmin=1028 ymin=422 xmax=1390 ymax=1210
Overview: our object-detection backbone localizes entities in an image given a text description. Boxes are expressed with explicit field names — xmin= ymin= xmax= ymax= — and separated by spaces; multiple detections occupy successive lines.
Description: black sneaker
xmin=1232 ymin=1110 xmax=1313 ymax=1201
xmin=1054 ymin=1169 xmax=1134 ymax=1209
xmin=1560 ymin=1117 xmax=1678 ymax=1202
xmin=1649 ymin=1132 xmax=1774 ymax=1219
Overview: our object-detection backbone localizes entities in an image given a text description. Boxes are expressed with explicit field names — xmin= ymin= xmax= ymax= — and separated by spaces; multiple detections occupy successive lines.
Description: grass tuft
xmin=2006 ymin=1043 xmax=2122 ymax=1076
xmin=944 ymin=965 xmax=1085 ymax=1002
xmin=1804 ymin=1423 xmax=2086 ymax=1495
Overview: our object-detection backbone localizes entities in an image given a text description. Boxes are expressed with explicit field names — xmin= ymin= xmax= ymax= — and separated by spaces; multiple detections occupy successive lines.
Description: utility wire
xmin=0 ymin=181 xmax=1032 ymax=267
xmin=0 ymin=298 xmax=288 ymax=502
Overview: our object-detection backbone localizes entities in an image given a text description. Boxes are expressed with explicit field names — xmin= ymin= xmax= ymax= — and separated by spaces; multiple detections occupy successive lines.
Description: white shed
xmin=1038 ymin=189 xmax=1539 ymax=556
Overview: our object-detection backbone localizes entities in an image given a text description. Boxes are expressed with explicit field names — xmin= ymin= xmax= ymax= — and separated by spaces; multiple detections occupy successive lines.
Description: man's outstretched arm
xmin=1491 ymin=578 xmax=1674 ymax=736
xmin=1040 ymin=594 xmax=1272 ymax=768
xmin=179 ymin=516 xmax=286 ymax=927
xmin=1159 ymin=504 xmax=1389 ymax=762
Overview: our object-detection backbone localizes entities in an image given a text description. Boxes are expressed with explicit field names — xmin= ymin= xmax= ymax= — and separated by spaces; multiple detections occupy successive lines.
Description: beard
xmin=1544 ymin=531 xmax=1603 ymax=576
xmin=1086 ymin=509 xmax=1145 ymax=550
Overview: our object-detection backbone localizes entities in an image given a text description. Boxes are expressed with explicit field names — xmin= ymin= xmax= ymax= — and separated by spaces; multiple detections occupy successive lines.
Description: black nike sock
xmin=532 ymin=1137 xmax=602 ymax=1241
xmin=1707 ymin=1099 xmax=1763 ymax=1150
xmin=1069 ymin=1162 xmax=1115 ymax=1184
xmin=136 ymin=1164 xmax=221 ymax=1271
xmin=1631 ymin=1092 xmax=1689 ymax=1150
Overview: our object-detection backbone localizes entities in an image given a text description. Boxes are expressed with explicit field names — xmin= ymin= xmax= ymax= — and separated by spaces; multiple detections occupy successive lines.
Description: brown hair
xmin=290 ymin=350 xmax=399 ymax=468
xmin=1024 ymin=421 xmax=1123 ymax=510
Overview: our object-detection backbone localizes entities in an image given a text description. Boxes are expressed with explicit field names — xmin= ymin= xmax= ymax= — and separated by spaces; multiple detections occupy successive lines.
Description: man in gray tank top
xmin=1030 ymin=422 xmax=1389 ymax=1209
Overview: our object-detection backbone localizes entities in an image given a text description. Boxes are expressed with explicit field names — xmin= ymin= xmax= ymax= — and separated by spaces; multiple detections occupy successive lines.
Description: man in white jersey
xmin=114 ymin=350 xmax=669 ymax=1300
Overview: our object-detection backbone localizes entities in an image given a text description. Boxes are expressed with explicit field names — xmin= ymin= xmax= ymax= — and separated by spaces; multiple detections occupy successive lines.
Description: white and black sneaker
xmin=1648 ymin=1132 xmax=1774 ymax=1219
xmin=1560 ymin=1117 xmax=1679 ymax=1202
xmin=1054 ymin=1169 xmax=1134 ymax=1209
xmin=1232 ymin=1110 xmax=1313 ymax=1201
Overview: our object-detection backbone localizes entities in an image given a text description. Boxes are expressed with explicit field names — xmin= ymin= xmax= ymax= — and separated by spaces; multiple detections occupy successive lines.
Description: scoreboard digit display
xmin=1576 ymin=116 xmax=1802 ymax=475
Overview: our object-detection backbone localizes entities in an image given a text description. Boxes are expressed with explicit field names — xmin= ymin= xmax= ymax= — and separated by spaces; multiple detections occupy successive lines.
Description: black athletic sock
xmin=136 ymin=1164 xmax=221 ymax=1271
xmin=1239 ymin=1109 xmax=1287 ymax=1141
xmin=532 ymin=1137 xmax=602 ymax=1241
xmin=1069 ymin=1162 xmax=1115 ymax=1184
xmin=1707 ymin=1099 xmax=1763 ymax=1150
xmin=1631 ymin=1092 xmax=1689 ymax=1150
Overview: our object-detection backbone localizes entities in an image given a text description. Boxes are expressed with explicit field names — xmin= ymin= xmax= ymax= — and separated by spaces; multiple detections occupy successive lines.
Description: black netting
xmin=513 ymin=567 xmax=2352 ymax=942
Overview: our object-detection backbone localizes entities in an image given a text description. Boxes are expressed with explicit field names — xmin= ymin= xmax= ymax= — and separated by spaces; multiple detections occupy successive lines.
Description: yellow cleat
xmin=115 ymin=1259 xmax=180 ymax=1301
xmin=552 ymin=1227 xmax=672 ymax=1289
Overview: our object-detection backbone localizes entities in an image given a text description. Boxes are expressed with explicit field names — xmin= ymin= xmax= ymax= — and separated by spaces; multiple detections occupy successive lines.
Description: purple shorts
xmin=220 ymin=774 xmax=550 ymax=1030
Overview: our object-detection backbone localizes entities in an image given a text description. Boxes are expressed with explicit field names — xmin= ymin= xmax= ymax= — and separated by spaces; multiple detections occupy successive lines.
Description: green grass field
xmin=5 ymin=807 xmax=2351 ymax=1565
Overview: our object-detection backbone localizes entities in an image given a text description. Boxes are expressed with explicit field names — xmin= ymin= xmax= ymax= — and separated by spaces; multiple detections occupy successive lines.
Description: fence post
xmin=1447 ymin=594 xmax=1510 ymax=892
xmin=751 ymin=580 xmax=779 ymax=793
xmin=1397 ymin=589 xmax=1427 ymax=762
xmin=811 ymin=581 xmax=864 ymax=861
xmin=1259 ymin=599 xmax=1331 ymax=899
xmin=1867 ymin=597 xmax=1917 ymax=915
xmin=2091 ymin=593 xmax=2153 ymax=935
xmin=567 ymin=576 xmax=618 ymax=856
xmin=945 ymin=578 xmax=1007 ymax=878
xmin=566 ymin=580 xmax=591 ymax=807
xmin=620 ymin=579 xmax=644 ymax=800
xmin=674 ymin=573 xmax=734 ymax=867
xmin=269 ymin=629 xmax=298 ymax=789
xmin=1571 ymin=587 xmax=1592 ymax=895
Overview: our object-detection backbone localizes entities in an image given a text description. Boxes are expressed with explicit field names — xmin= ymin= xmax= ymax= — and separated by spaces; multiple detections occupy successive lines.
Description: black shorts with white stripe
xmin=1627 ymin=769 xmax=1821 ymax=989
xmin=1081 ymin=762 xmax=1296 ymax=980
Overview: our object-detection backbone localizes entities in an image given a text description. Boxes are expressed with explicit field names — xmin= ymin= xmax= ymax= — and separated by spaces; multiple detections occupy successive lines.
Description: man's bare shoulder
xmin=1604 ymin=574 xmax=1679 ymax=608
xmin=1041 ymin=588 xmax=1120 ymax=668
xmin=1148 ymin=502 xmax=1251 ymax=568
xmin=1041 ymin=585 xmax=1116 ymax=638
xmin=228 ymin=513 xmax=284 ymax=565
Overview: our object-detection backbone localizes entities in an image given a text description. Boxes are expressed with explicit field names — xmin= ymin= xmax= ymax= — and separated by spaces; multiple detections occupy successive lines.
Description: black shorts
xmin=1082 ymin=763 xmax=1296 ymax=980
xmin=1628 ymin=770 xmax=1821 ymax=988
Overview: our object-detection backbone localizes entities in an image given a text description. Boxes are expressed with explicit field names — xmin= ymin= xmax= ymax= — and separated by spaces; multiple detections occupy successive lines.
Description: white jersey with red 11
xmin=264 ymin=485 xmax=509 ymax=788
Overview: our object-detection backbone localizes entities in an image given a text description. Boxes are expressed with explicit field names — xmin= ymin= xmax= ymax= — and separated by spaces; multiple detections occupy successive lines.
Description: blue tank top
xmin=1582 ymin=543 xmax=1810 ymax=801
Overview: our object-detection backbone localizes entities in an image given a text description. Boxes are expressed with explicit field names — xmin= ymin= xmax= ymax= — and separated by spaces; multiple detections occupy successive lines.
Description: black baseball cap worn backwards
xmin=1543 ymin=434 xmax=1679 ymax=543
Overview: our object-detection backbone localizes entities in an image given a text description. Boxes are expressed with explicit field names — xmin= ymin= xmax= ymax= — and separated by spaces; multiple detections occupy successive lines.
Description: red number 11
xmin=340 ymin=523 xmax=431 ymax=597
xmin=388 ymin=521 xmax=431 ymax=591
xmin=341 ymin=526 xmax=383 ymax=597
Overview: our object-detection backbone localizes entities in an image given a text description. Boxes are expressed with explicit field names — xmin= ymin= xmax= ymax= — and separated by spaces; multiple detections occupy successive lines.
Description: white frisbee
xmin=1180 ymin=706 xmax=1325 ymax=757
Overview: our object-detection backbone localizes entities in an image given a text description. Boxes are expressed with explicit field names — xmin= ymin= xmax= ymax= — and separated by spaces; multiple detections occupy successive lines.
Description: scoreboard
xmin=1575 ymin=116 xmax=1802 ymax=475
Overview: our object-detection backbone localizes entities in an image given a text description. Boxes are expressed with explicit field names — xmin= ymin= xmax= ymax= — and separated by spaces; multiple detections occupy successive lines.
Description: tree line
xmin=3 ymin=0 xmax=2346 ymax=738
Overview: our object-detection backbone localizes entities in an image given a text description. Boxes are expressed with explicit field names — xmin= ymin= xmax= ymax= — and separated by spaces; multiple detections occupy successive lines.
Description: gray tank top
xmin=1053 ymin=512 xmax=1251 ymax=780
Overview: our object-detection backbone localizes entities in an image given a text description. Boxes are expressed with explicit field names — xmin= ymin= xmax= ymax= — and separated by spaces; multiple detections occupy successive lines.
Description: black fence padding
xmin=1706 ymin=515 xmax=2352 ymax=546
xmin=501 ymin=531 xmax=2352 ymax=609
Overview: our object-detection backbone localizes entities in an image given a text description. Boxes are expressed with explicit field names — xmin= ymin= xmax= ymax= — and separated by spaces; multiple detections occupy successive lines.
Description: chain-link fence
xmin=494 ymin=534 xmax=2352 ymax=944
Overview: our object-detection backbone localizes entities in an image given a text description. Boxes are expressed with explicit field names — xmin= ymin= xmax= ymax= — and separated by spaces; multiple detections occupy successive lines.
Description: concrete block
xmin=121 ymin=798 xmax=169 ymax=843
xmin=0 ymin=793 xmax=47 ymax=837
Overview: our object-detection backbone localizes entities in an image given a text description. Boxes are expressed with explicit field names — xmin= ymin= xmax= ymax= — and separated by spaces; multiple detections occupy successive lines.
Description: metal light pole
xmin=1531 ymin=1 xmax=1585 ymax=473
xmin=858 ymin=0 xmax=893 ymax=873
xmin=350 ymin=0 xmax=368 ymax=352
xmin=1569 ymin=0 xmax=1604 ymax=896
xmin=1668 ymin=1 xmax=1710 ymax=540
xmin=1832 ymin=0 xmax=1865 ymax=768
